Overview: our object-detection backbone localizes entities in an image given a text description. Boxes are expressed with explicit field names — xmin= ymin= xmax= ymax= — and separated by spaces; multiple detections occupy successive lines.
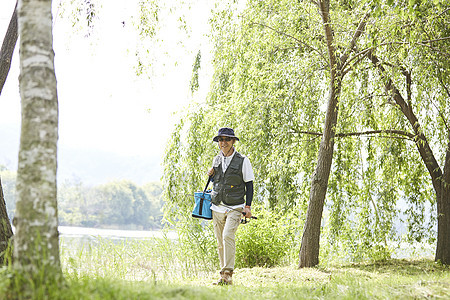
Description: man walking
xmin=207 ymin=127 xmax=254 ymax=285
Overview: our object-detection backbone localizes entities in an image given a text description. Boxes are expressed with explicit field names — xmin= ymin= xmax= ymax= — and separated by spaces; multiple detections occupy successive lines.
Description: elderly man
xmin=207 ymin=127 xmax=254 ymax=285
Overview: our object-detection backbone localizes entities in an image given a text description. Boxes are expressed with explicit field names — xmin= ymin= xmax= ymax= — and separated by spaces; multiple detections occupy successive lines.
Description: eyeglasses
xmin=218 ymin=137 xmax=233 ymax=142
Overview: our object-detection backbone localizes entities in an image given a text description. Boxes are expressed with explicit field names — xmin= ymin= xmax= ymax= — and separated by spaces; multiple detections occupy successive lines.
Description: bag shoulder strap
xmin=202 ymin=176 xmax=212 ymax=197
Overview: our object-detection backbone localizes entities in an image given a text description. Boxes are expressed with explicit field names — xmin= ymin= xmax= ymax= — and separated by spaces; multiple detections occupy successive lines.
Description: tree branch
xmin=420 ymin=36 xmax=450 ymax=44
xmin=340 ymin=12 xmax=370 ymax=69
xmin=249 ymin=21 xmax=327 ymax=62
xmin=365 ymin=49 xmax=443 ymax=190
xmin=293 ymin=129 xmax=416 ymax=140
xmin=437 ymin=8 xmax=450 ymax=18
xmin=0 ymin=1 xmax=18 ymax=95
xmin=404 ymin=68 xmax=412 ymax=105
xmin=415 ymin=42 xmax=450 ymax=57
xmin=319 ymin=0 xmax=338 ymax=76
xmin=342 ymin=51 xmax=367 ymax=75
xmin=336 ymin=129 xmax=415 ymax=139
xmin=347 ymin=36 xmax=450 ymax=70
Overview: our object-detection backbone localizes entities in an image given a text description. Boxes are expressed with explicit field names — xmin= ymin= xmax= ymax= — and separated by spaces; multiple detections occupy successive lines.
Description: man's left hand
xmin=243 ymin=206 xmax=252 ymax=218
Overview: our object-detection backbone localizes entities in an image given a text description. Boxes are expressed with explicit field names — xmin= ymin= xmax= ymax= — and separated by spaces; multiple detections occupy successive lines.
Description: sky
xmin=0 ymin=0 xmax=213 ymax=184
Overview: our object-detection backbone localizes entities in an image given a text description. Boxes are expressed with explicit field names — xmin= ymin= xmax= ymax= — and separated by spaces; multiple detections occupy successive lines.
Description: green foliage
xmin=160 ymin=105 xmax=220 ymax=270
xmin=161 ymin=0 xmax=450 ymax=265
xmin=176 ymin=218 xmax=219 ymax=273
xmin=2 ymin=173 xmax=165 ymax=230
xmin=235 ymin=207 xmax=302 ymax=268
xmin=60 ymin=232 xmax=216 ymax=281
xmin=133 ymin=0 xmax=160 ymax=76
xmin=2 ymin=239 xmax=449 ymax=300
xmin=137 ymin=0 xmax=159 ymax=39
xmin=190 ymin=50 xmax=201 ymax=94
xmin=1 ymin=267 xmax=65 ymax=299
xmin=57 ymin=0 xmax=99 ymax=37
xmin=57 ymin=180 xmax=165 ymax=229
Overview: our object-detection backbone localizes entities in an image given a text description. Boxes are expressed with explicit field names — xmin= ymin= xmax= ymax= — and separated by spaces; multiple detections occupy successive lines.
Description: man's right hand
xmin=207 ymin=168 xmax=215 ymax=177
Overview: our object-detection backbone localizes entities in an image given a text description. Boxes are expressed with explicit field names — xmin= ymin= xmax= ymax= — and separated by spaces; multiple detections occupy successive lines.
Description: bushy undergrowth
xmin=170 ymin=206 xmax=303 ymax=272
xmin=236 ymin=207 xmax=302 ymax=268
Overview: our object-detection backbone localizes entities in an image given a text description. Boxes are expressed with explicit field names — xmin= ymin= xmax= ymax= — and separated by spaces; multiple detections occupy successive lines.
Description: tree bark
xmin=0 ymin=177 xmax=13 ymax=265
xmin=437 ymin=136 xmax=450 ymax=264
xmin=299 ymin=2 xmax=369 ymax=268
xmin=14 ymin=0 xmax=61 ymax=283
xmin=299 ymin=82 xmax=341 ymax=267
xmin=0 ymin=0 xmax=18 ymax=95
xmin=0 ymin=1 xmax=18 ymax=266
xmin=299 ymin=0 xmax=341 ymax=268
xmin=366 ymin=50 xmax=450 ymax=265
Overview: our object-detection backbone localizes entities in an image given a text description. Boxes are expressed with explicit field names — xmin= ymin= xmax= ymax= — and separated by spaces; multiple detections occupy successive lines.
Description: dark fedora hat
xmin=213 ymin=127 xmax=240 ymax=142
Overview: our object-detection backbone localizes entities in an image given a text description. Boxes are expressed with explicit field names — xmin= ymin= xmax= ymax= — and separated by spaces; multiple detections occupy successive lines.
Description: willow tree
xmin=204 ymin=0 xmax=403 ymax=265
xmin=300 ymin=0 xmax=450 ymax=266
xmin=359 ymin=1 xmax=450 ymax=264
xmin=163 ymin=0 xmax=447 ymax=267
xmin=14 ymin=0 xmax=61 ymax=285
xmin=164 ymin=0 xmax=384 ymax=263
xmin=298 ymin=0 xmax=372 ymax=268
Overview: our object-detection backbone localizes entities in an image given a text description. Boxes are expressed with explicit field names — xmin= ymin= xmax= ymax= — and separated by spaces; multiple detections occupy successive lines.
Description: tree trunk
xmin=0 ymin=1 xmax=19 ymax=266
xmin=0 ymin=177 xmax=13 ymax=265
xmin=298 ymin=2 xmax=369 ymax=268
xmin=366 ymin=50 xmax=450 ymax=265
xmin=0 ymin=0 xmax=18 ymax=95
xmin=299 ymin=0 xmax=340 ymax=268
xmin=436 ymin=135 xmax=450 ymax=264
xmin=299 ymin=82 xmax=341 ymax=267
xmin=14 ymin=0 xmax=61 ymax=283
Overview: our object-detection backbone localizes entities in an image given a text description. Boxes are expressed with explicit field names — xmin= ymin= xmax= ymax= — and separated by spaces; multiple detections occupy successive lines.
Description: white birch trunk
xmin=14 ymin=0 xmax=61 ymax=277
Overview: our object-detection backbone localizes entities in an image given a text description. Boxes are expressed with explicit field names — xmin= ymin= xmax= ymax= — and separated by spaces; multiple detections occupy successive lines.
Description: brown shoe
xmin=223 ymin=270 xmax=233 ymax=285
xmin=212 ymin=271 xmax=224 ymax=286
xmin=212 ymin=271 xmax=233 ymax=286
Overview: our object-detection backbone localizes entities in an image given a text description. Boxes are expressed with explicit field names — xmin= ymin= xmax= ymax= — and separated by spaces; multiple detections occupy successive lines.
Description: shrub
xmin=235 ymin=207 xmax=301 ymax=268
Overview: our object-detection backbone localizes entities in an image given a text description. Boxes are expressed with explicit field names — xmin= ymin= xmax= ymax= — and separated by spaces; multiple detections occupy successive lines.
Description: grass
xmin=182 ymin=260 xmax=450 ymax=299
xmin=1 ymin=236 xmax=449 ymax=299
xmin=29 ymin=259 xmax=450 ymax=299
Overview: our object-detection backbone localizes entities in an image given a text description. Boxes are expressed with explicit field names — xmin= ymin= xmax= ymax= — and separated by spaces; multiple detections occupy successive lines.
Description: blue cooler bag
xmin=192 ymin=190 xmax=212 ymax=220
xmin=192 ymin=176 xmax=213 ymax=220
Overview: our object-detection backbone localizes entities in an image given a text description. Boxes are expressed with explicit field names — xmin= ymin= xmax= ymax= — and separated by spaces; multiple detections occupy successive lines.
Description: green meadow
xmin=2 ymin=236 xmax=448 ymax=299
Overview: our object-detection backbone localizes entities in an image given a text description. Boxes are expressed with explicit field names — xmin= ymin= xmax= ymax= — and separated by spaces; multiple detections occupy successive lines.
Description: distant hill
xmin=0 ymin=125 xmax=162 ymax=185
xmin=58 ymin=147 xmax=162 ymax=185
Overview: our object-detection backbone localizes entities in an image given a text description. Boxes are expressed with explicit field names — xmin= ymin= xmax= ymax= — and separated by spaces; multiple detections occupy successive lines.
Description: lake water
xmin=20 ymin=226 xmax=435 ymax=260
xmin=58 ymin=226 xmax=177 ymax=240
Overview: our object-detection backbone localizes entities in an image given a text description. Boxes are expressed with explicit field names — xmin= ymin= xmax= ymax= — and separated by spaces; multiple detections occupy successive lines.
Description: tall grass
xmin=1 ymin=230 xmax=449 ymax=299
xmin=61 ymin=234 xmax=185 ymax=282
xmin=0 ymin=207 xmax=446 ymax=299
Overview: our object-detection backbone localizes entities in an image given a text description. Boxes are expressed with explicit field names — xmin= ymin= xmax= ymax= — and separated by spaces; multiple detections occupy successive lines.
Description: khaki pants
xmin=212 ymin=209 xmax=242 ymax=272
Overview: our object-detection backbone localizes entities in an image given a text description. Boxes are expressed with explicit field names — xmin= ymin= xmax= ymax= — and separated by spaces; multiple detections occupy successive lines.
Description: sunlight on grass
xmin=0 ymin=234 xmax=448 ymax=299
xmin=55 ymin=236 xmax=450 ymax=299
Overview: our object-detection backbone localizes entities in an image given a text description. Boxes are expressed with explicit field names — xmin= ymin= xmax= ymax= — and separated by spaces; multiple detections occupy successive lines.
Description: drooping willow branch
xmin=249 ymin=21 xmax=327 ymax=62
xmin=345 ymin=36 xmax=450 ymax=72
xmin=292 ymin=129 xmax=416 ymax=141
